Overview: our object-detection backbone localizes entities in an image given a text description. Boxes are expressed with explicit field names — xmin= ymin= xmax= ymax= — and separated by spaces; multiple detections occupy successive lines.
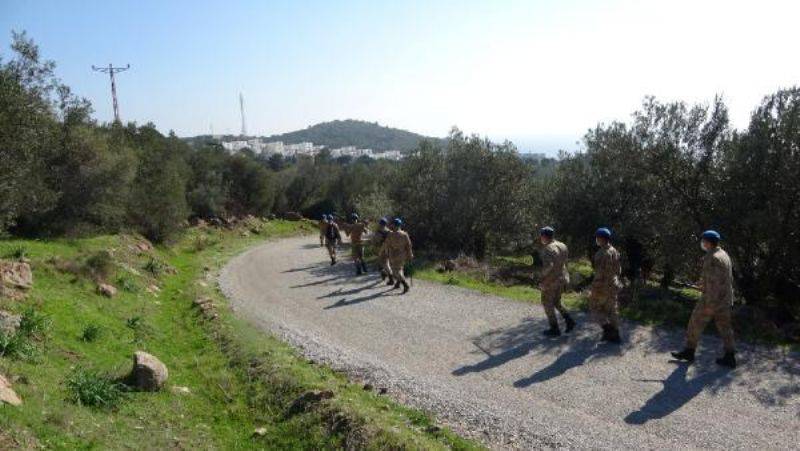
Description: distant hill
xmin=264 ymin=120 xmax=441 ymax=152
xmin=185 ymin=120 xmax=441 ymax=152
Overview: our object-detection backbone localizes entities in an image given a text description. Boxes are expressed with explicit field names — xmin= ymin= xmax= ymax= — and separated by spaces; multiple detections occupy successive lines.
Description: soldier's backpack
xmin=325 ymin=224 xmax=338 ymax=241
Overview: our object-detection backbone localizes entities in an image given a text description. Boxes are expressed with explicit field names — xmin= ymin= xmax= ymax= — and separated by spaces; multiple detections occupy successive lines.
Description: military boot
xmin=563 ymin=314 xmax=576 ymax=333
xmin=387 ymin=276 xmax=395 ymax=286
xmin=393 ymin=281 xmax=401 ymax=290
xmin=542 ymin=323 xmax=561 ymax=337
xmin=361 ymin=261 xmax=368 ymax=273
xmin=670 ymin=348 xmax=696 ymax=363
xmin=606 ymin=326 xmax=622 ymax=344
xmin=715 ymin=351 xmax=737 ymax=369
xmin=356 ymin=265 xmax=363 ymax=276
xmin=330 ymin=257 xmax=336 ymax=266
xmin=401 ymin=281 xmax=410 ymax=294
xmin=380 ymin=270 xmax=387 ymax=281
xmin=600 ymin=324 xmax=611 ymax=341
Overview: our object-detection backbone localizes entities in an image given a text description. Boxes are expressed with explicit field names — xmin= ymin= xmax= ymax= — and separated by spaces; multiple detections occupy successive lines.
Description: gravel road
xmin=220 ymin=236 xmax=800 ymax=450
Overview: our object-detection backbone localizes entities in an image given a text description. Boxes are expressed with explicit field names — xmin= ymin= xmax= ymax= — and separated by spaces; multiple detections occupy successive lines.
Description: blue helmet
xmin=393 ymin=218 xmax=403 ymax=227
xmin=701 ymin=230 xmax=721 ymax=243
xmin=539 ymin=226 xmax=555 ymax=237
xmin=595 ymin=227 xmax=612 ymax=239
xmin=350 ymin=212 xmax=359 ymax=221
xmin=378 ymin=217 xmax=388 ymax=226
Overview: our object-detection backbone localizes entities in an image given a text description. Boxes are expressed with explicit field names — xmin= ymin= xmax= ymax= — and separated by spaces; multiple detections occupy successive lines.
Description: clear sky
xmin=2 ymin=0 xmax=799 ymax=154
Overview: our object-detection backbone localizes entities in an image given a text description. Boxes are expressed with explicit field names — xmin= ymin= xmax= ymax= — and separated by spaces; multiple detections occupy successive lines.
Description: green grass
xmin=0 ymin=220 xmax=483 ymax=449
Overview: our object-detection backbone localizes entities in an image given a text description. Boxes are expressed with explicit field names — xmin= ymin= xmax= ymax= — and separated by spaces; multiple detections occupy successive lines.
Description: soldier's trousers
xmin=541 ymin=284 xmax=568 ymax=327
xmin=319 ymin=232 xmax=324 ymax=246
xmin=686 ymin=300 xmax=735 ymax=352
xmin=588 ymin=288 xmax=619 ymax=328
xmin=325 ymin=240 xmax=337 ymax=260
xmin=351 ymin=243 xmax=364 ymax=262
xmin=378 ymin=253 xmax=391 ymax=275
xmin=390 ymin=258 xmax=407 ymax=284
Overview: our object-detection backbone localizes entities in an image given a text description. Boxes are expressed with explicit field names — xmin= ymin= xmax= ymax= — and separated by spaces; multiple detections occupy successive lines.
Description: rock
xmin=378 ymin=387 xmax=388 ymax=395
xmin=192 ymin=298 xmax=217 ymax=319
xmin=443 ymin=259 xmax=457 ymax=272
xmin=130 ymin=351 xmax=169 ymax=391
xmin=252 ymin=427 xmax=267 ymax=437
xmin=97 ymin=283 xmax=117 ymax=298
xmin=286 ymin=390 xmax=334 ymax=416
xmin=362 ymin=383 xmax=374 ymax=391
xmin=135 ymin=240 xmax=154 ymax=253
xmin=146 ymin=284 xmax=161 ymax=294
xmin=0 ymin=374 xmax=22 ymax=406
xmin=0 ymin=260 xmax=33 ymax=290
xmin=170 ymin=385 xmax=191 ymax=395
xmin=0 ymin=311 xmax=22 ymax=337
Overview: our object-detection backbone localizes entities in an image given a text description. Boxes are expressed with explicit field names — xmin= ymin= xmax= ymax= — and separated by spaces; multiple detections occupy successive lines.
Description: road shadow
xmin=624 ymin=363 xmax=734 ymax=424
xmin=323 ymin=288 xmax=397 ymax=310
xmin=317 ymin=280 xmax=383 ymax=299
xmin=452 ymin=317 xmax=570 ymax=376
xmin=513 ymin=339 xmax=622 ymax=387
xmin=283 ymin=264 xmax=320 ymax=273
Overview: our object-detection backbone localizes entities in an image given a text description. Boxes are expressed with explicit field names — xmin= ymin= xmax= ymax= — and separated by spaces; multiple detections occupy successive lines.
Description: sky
xmin=2 ymin=0 xmax=799 ymax=155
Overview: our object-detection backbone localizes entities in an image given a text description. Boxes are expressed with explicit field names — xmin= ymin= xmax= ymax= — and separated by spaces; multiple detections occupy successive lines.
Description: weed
xmin=117 ymin=275 xmax=138 ymax=293
xmin=85 ymin=251 xmax=115 ymax=281
xmin=143 ymin=257 xmax=166 ymax=277
xmin=0 ymin=332 xmax=38 ymax=361
xmin=192 ymin=234 xmax=218 ymax=252
xmin=81 ymin=324 xmax=102 ymax=342
xmin=126 ymin=316 xmax=152 ymax=343
xmin=5 ymin=245 xmax=28 ymax=260
xmin=18 ymin=307 xmax=52 ymax=340
xmin=65 ymin=367 xmax=127 ymax=408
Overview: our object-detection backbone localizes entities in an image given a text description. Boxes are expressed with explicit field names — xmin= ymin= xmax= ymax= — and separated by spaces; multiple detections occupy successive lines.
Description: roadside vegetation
xmin=0 ymin=219 xmax=481 ymax=449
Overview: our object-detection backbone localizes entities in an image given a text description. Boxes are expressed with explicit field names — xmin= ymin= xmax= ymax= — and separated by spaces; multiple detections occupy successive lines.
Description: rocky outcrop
xmin=0 ymin=311 xmax=22 ymax=337
xmin=0 ymin=374 xmax=22 ymax=406
xmin=0 ymin=261 xmax=33 ymax=297
xmin=129 ymin=351 xmax=168 ymax=391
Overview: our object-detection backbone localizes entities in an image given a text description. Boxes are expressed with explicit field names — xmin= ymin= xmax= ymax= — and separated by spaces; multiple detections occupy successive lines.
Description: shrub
xmin=85 ymin=251 xmax=115 ymax=281
xmin=5 ymin=245 xmax=28 ymax=260
xmin=143 ymin=257 xmax=166 ymax=277
xmin=18 ymin=306 xmax=51 ymax=339
xmin=65 ymin=368 xmax=126 ymax=408
xmin=81 ymin=324 xmax=102 ymax=342
xmin=117 ymin=275 xmax=138 ymax=293
xmin=0 ymin=332 xmax=38 ymax=360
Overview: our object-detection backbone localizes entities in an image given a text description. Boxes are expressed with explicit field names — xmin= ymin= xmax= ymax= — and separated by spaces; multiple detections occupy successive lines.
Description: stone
xmin=252 ymin=427 xmax=267 ymax=437
xmin=443 ymin=259 xmax=457 ymax=272
xmin=0 ymin=311 xmax=22 ymax=337
xmin=97 ymin=283 xmax=117 ymax=298
xmin=130 ymin=351 xmax=169 ymax=391
xmin=170 ymin=385 xmax=191 ymax=395
xmin=135 ymin=240 xmax=153 ymax=253
xmin=0 ymin=260 xmax=33 ymax=290
xmin=0 ymin=374 xmax=22 ymax=406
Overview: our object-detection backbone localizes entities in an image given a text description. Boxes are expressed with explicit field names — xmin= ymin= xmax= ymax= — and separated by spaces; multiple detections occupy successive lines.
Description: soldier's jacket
xmin=699 ymin=247 xmax=733 ymax=305
xmin=371 ymin=227 xmax=391 ymax=254
xmin=591 ymin=244 xmax=622 ymax=295
xmin=318 ymin=220 xmax=327 ymax=234
xmin=540 ymin=240 xmax=570 ymax=289
xmin=383 ymin=230 xmax=413 ymax=262
xmin=341 ymin=222 xmax=369 ymax=244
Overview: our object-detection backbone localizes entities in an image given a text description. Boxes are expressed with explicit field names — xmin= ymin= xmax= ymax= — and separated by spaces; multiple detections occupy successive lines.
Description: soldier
xmin=371 ymin=217 xmax=393 ymax=284
xmin=341 ymin=213 xmax=370 ymax=275
xmin=672 ymin=230 xmax=737 ymax=368
xmin=317 ymin=214 xmax=328 ymax=247
xmin=383 ymin=218 xmax=413 ymax=294
xmin=323 ymin=214 xmax=342 ymax=266
xmin=538 ymin=226 xmax=576 ymax=337
xmin=589 ymin=227 xmax=622 ymax=343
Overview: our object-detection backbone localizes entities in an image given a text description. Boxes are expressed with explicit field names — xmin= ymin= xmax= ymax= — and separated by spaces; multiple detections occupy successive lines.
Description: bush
xmin=5 ymin=245 xmax=28 ymax=260
xmin=81 ymin=324 xmax=102 ymax=342
xmin=85 ymin=251 xmax=115 ymax=281
xmin=0 ymin=332 xmax=38 ymax=360
xmin=143 ymin=257 xmax=166 ymax=277
xmin=65 ymin=367 xmax=127 ymax=408
xmin=18 ymin=306 xmax=52 ymax=339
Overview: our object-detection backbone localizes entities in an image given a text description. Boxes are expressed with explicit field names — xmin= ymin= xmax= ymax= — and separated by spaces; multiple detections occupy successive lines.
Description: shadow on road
xmin=624 ymin=363 xmax=734 ymax=424
xmin=317 ymin=280 xmax=383 ymax=299
xmin=283 ymin=265 xmax=320 ymax=273
xmin=513 ymin=340 xmax=622 ymax=387
xmin=323 ymin=288 xmax=397 ymax=309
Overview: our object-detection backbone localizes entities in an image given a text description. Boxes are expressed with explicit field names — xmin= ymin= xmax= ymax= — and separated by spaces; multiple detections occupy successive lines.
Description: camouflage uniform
xmin=685 ymin=247 xmax=735 ymax=352
xmin=589 ymin=243 xmax=622 ymax=328
xmin=324 ymin=222 xmax=342 ymax=262
xmin=317 ymin=220 xmax=327 ymax=246
xmin=383 ymin=229 xmax=413 ymax=285
xmin=342 ymin=222 xmax=369 ymax=262
xmin=540 ymin=240 xmax=571 ymax=328
xmin=372 ymin=225 xmax=392 ymax=277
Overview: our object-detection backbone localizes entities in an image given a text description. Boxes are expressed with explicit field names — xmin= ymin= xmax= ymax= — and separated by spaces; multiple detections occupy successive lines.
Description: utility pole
xmin=239 ymin=92 xmax=247 ymax=137
xmin=92 ymin=63 xmax=130 ymax=123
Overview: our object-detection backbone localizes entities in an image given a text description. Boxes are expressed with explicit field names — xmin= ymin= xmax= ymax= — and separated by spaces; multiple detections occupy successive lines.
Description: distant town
xmin=219 ymin=137 xmax=405 ymax=161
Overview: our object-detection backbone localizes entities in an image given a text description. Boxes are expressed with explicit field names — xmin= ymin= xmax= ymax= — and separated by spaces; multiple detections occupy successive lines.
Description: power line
xmin=92 ymin=63 xmax=130 ymax=123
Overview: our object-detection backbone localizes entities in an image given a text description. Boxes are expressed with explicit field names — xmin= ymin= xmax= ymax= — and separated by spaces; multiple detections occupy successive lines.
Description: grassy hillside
xmin=266 ymin=120 xmax=442 ymax=152
xmin=0 ymin=220 xmax=481 ymax=450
